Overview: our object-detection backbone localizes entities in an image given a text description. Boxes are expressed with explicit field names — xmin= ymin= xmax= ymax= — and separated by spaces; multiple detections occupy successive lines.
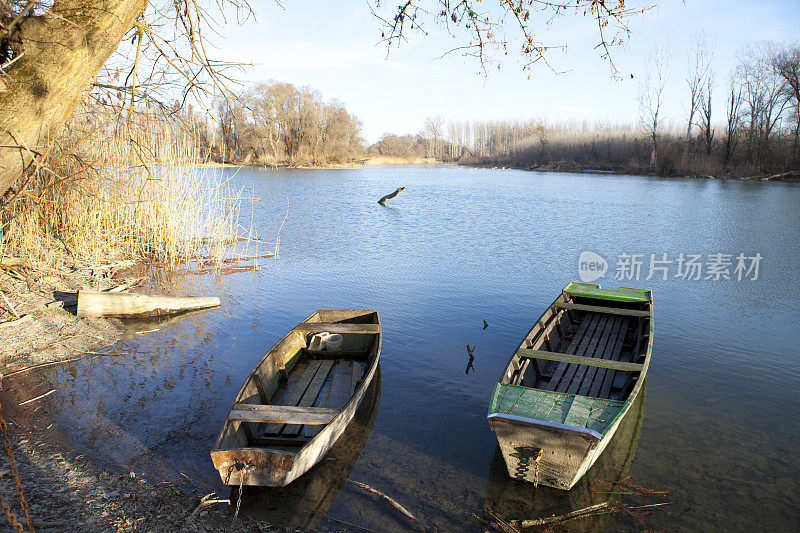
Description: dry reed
xmin=0 ymin=102 xmax=251 ymax=269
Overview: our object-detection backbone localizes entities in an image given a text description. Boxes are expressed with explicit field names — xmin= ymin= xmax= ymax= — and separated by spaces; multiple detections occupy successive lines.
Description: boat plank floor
xmin=581 ymin=317 xmax=628 ymax=396
xmin=303 ymin=360 xmax=353 ymax=438
xmin=556 ymin=314 xmax=611 ymax=393
xmin=570 ymin=317 xmax=625 ymax=395
xmin=262 ymin=359 xmax=328 ymax=437
xmin=546 ymin=313 xmax=599 ymax=390
xmin=282 ymin=360 xmax=335 ymax=437
xmin=593 ymin=319 xmax=631 ymax=399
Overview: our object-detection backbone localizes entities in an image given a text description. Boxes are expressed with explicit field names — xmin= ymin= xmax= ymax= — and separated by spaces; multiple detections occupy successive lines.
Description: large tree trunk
xmin=0 ymin=0 xmax=149 ymax=196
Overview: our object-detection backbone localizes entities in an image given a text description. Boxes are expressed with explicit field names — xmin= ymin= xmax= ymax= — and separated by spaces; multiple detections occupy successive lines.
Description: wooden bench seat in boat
xmin=553 ymin=301 xmax=650 ymax=317
xmin=516 ymin=349 xmax=644 ymax=372
xmin=293 ymin=323 xmax=381 ymax=334
xmin=526 ymin=311 xmax=634 ymax=397
xmin=228 ymin=404 xmax=339 ymax=425
xmin=250 ymin=357 xmax=364 ymax=445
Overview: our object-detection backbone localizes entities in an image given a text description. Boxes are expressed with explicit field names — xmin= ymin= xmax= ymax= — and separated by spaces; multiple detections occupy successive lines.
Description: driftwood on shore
xmin=378 ymin=187 xmax=405 ymax=205
xmin=754 ymin=170 xmax=800 ymax=181
xmin=0 ymin=257 xmax=28 ymax=269
xmin=77 ymin=290 xmax=220 ymax=318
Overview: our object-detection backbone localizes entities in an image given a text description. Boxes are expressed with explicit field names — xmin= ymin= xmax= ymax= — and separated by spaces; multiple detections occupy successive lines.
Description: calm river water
xmin=43 ymin=165 xmax=800 ymax=531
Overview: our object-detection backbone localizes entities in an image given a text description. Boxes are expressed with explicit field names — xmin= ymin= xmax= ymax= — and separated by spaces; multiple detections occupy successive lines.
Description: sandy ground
xmin=0 ymin=253 xmax=306 ymax=532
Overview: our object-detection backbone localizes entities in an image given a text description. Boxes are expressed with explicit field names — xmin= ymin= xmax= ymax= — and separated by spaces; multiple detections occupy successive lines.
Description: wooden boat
xmin=484 ymin=383 xmax=646 ymax=531
xmin=238 ymin=369 xmax=381 ymax=529
xmin=211 ymin=310 xmax=381 ymax=487
xmin=487 ymin=282 xmax=652 ymax=490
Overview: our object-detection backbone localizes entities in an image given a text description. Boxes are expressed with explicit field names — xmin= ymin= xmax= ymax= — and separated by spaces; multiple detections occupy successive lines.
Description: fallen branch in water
xmin=2 ymin=351 xmax=126 ymax=380
xmin=19 ymin=389 xmax=56 ymax=405
xmin=378 ymin=187 xmax=405 ymax=205
xmin=185 ymin=492 xmax=229 ymax=522
xmin=485 ymin=508 xmax=520 ymax=533
xmin=192 ymin=254 xmax=275 ymax=267
xmin=346 ymin=479 xmax=418 ymax=523
xmin=628 ymin=501 xmax=674 ymax=510
xmin=324 ymin=516 xmax=377 ymax=533
xmin=169 ymin=264 xmax=257 ymax=277
xmin=509 ymin=502 xmax=610 ymax=528
xmin=77 ymin=290 xmax=220 ymax=318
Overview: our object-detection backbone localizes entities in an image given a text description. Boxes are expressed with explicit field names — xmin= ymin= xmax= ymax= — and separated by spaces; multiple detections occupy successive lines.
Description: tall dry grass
xmin=0 ymin=103 xmax=249 ymax=268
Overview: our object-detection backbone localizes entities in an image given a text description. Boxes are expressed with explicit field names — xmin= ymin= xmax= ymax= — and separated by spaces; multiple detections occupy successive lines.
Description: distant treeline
xmin=375 ymin=41 xmax=800 ymax=178
xmin=196 ymin=39 xmax=799 ymax=176
xmin=208 ymin=81 xmax=365 ymax=166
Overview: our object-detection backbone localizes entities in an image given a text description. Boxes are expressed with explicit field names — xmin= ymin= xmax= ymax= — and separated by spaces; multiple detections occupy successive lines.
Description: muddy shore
xmin=0 ymin=254 xmax=295 ymax=532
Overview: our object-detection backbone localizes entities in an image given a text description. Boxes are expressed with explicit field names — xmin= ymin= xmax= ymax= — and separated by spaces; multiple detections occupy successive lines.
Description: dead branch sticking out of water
xmin=346 ymin=479 xmax=419 ymax=524
xmin=378 ymin=187 xmax=405 ymax=205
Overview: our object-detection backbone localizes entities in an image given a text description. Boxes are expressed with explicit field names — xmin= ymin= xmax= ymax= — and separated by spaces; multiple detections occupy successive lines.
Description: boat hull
xmin=211 ymin=352 xmax=379 ymax=487
xmin=211 ymin=310 xmax=381 ymax=487
xmin=489 ymin=397 xmax=632 ymax=490
xmin=487 ymin=283 xmax=652 ymax=490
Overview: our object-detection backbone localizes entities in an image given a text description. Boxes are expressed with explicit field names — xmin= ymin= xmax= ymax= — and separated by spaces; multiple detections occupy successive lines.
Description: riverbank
xmin=0 ymin=251 xmax=280 ymax=532
xmin=459 ymin=159 xmax=800 ymax=181
xmin=199 ymin=155 xmax=439 ymax=169
xmin=0 ymin=419 xmax=264 ymax=533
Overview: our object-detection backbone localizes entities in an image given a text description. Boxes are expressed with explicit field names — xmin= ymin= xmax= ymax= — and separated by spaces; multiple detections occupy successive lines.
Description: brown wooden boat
xmin=210 ymin=310 xmax=381 ymax=487
xmin=238 ymin=369 xmax=381 ymax=529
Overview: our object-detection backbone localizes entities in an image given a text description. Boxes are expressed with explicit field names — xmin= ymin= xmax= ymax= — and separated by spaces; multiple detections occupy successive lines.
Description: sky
xmin=212 ymin=0 xmax=800 ymax=143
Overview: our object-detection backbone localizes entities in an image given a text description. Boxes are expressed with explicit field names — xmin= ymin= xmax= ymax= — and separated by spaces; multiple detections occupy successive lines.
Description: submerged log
xmin=378 ymin=187 xmax=405 ymax=205
xmin=77 ymin=290 xmax=220 ymax=318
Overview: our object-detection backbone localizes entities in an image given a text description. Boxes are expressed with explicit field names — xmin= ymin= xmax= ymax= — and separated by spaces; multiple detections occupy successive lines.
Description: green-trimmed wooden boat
xmin=487 ymin=282 xmax=653 ymax=490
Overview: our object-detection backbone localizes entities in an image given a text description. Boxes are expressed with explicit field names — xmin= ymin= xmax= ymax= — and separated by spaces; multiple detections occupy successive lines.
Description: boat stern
xmin=488 ymin=413 xmax=601 ymax=490
xmin=210 ymin=448 xmax=299 ymax=487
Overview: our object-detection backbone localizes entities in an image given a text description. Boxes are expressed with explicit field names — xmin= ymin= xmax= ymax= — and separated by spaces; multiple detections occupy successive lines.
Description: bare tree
xmin=423 ymin=116 xmax=444 ymax=159
xmin=774 ymin=43 xmax=800 ymax=163
xmin=370 ymin=1 xmax=650 ymax=75
xmin=699 ymin=70 xmax=715 ymax=156
xmin=723 ymin=74 xmax=743 ymax=167
xmin=639 ymin=44 xmax=671 ymax=169
xmin=0 ymin=0 xmax=253 ymax=197
xmin=738 ymin=42 xmax=789 ymax=166
xmin=236 ymin=81 xmax=365 ymax=165
xmin=683 ymin=33 xmax=713 ymax=156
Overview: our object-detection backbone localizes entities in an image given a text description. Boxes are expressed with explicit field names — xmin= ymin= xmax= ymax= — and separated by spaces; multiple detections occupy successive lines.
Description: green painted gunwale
xmin=563 ymin=282 xmax=652 ymax=303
